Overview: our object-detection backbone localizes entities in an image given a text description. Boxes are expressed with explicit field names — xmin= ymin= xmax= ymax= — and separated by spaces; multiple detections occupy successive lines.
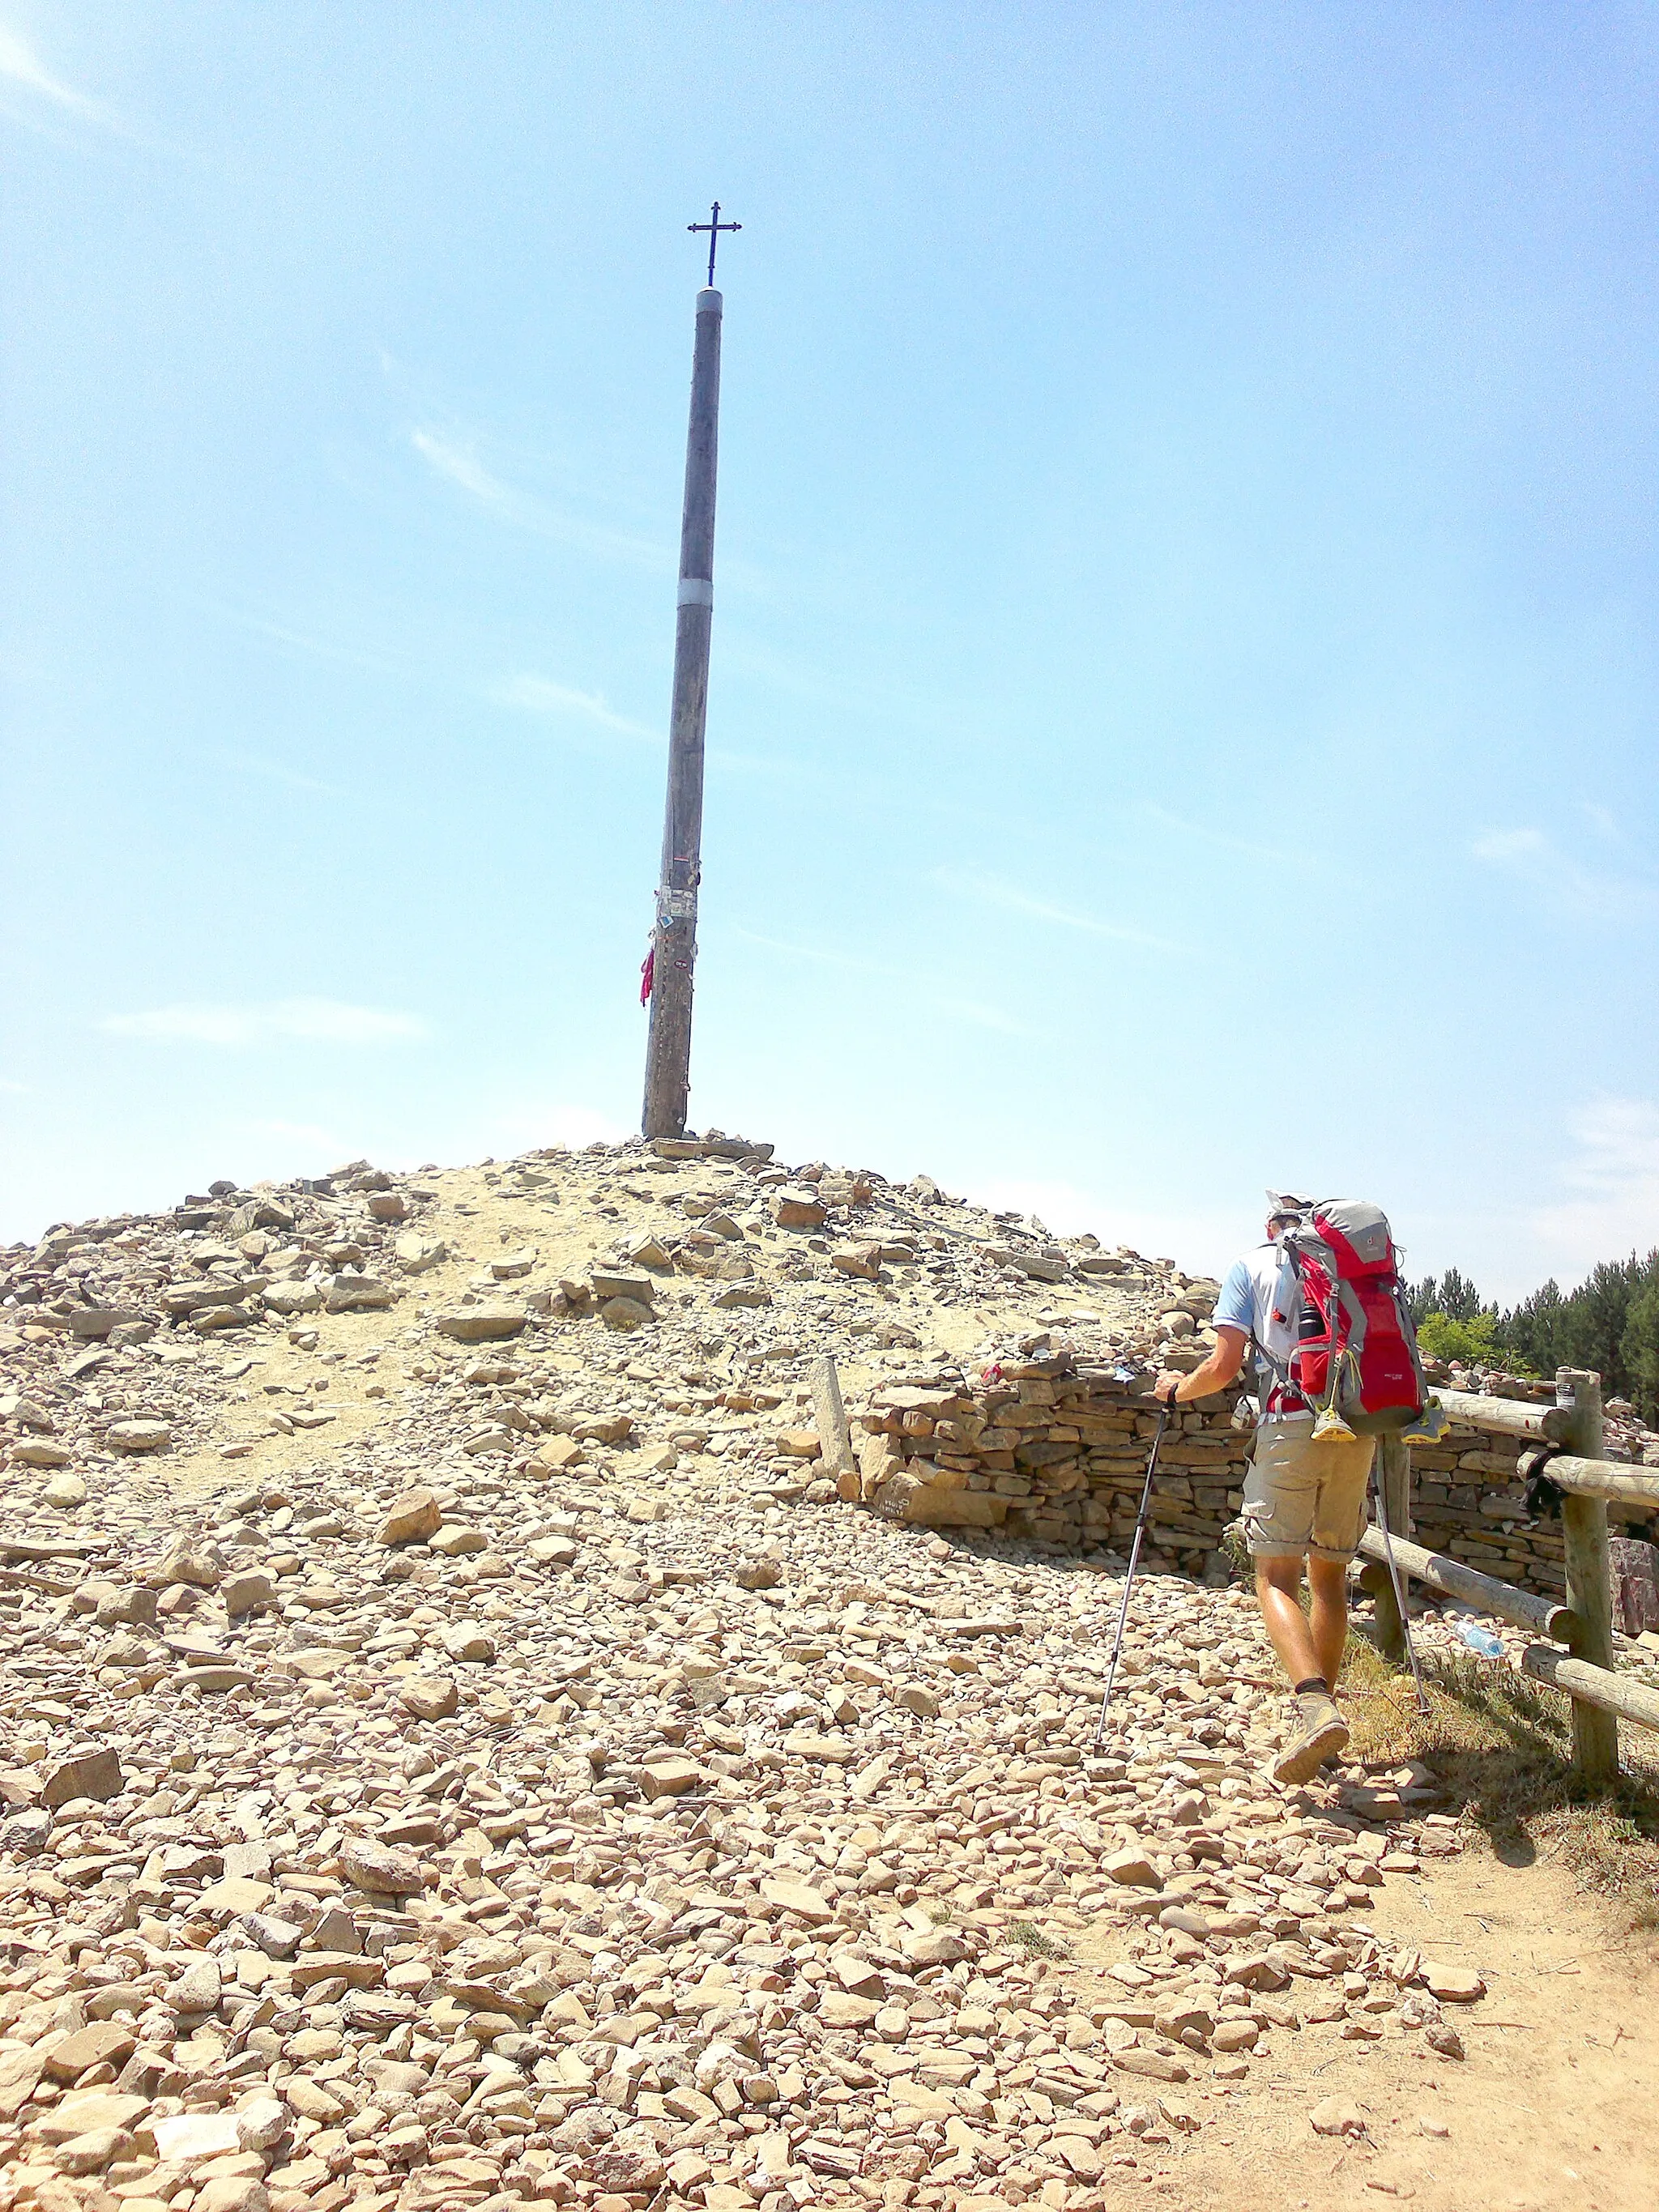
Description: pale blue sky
xmin=3 ymin=2 xmax=1656 ymax=1298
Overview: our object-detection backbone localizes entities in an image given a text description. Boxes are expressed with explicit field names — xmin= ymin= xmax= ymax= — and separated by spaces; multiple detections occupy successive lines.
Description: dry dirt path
xmin=1139 ymin=1842 xmax=1659 ymax=2212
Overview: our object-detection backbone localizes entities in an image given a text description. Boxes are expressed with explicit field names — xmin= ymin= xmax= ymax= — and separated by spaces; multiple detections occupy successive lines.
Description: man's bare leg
xmin=1255 ymin=1555 xmax=1321 ymax=1685
xmin=1255 ymin=1554 xmax=1350 ymax=1689
xmin=1306 ymin=1554 xmax=1350 ymax=1690
xmin=1256 ymin=1553 xmax=1351 ymax=1784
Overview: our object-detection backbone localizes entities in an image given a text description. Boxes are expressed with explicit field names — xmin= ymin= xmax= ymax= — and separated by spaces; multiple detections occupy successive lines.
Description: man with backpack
xmin=1156 ymin=1192 xmax=1426 ymax=1785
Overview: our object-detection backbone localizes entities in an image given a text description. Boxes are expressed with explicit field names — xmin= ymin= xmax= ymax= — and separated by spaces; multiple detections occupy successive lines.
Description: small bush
xmin=1417 ymin=1309 xmax=1509 ymax=1367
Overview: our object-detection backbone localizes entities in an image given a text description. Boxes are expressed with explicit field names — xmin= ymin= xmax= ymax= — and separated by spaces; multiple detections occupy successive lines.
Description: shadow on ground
xmin=1346 ymin=1623 xmax=1659 ymax=1932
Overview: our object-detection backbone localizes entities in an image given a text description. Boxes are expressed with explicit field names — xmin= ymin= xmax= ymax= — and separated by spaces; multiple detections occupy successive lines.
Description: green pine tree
xmin=1619 ymin=1255 xmax=1659 ymax=1424
xmin=1433 ymin=1266 xmax=1486 ymax=1323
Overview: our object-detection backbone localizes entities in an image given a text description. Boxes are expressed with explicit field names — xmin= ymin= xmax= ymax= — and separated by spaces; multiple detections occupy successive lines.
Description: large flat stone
xmin=898 ymin=1485 xmax=1009 ymax=1529
xmin=41 ymin=1748 xmax=124 ymax=1809
xmin=761 ymin=1877 xmax=836 ymax=1924
xmin=433 ymin=1305 xmax=528 ymax=1342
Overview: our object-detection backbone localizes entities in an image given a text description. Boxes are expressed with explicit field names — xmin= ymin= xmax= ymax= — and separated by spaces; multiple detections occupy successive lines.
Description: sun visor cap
xmin=1265 ymin=1189 xmax=1316 ymax=1224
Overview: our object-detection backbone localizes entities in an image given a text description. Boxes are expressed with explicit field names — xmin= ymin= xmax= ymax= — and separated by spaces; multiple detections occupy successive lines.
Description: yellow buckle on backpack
xmin=1312 ymin=1349 xmax=1361 ymax=1443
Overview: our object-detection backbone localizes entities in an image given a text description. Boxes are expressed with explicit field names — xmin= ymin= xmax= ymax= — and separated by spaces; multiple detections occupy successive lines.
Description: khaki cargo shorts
xmin=1242 ymin=1416 xmax=1375 ymax=1562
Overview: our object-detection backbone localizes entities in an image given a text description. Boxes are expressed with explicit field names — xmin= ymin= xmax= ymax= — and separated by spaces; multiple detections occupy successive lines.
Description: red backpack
xmin=1274 ymin=1200 xmax=1429 ymax=1436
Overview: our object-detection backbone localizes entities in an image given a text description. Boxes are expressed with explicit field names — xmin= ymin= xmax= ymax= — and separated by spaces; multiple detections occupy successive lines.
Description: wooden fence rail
xmin=1427 ymin=1387 xmax=1578 ymax=1444
xmin=1361 ymin=1367 xmax=1659 ymax=1785
xmin=1355 ymin=1525 xmax=1568 ymax=1639
xmin=1519 ymin=1643 xmax=1659 ymax=1733
xmin=1525 ymin=1453 xmax=1659 ymax=1511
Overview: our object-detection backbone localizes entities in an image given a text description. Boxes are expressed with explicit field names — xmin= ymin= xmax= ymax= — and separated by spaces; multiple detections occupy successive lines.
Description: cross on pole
xmin=688 ymin=200 xmax=741 ymax=288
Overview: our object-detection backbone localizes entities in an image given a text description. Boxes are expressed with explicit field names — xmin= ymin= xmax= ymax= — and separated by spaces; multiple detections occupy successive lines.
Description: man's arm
xmin=1155 ymin=1324 xmax=1247 ymax=1409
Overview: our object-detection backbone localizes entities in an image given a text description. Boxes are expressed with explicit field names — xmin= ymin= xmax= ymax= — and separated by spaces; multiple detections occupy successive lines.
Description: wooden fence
xmin=1359 ymin=1367 xmax=1659 ymax=1784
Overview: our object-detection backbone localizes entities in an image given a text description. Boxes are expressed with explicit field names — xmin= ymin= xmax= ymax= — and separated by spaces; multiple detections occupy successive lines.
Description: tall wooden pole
xmin=642 ymin=282 xmax=724 ymax=1139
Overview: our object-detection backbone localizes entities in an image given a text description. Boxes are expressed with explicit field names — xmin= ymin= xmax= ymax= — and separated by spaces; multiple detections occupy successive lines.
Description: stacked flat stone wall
xmin=1404 ymin=1422 xmax=1653 ymax=1597
xmin=851 ymin=1356 xmax=1252 ymax=1578
xmin=850 ymin=1357 xmax=1659 ymax=1600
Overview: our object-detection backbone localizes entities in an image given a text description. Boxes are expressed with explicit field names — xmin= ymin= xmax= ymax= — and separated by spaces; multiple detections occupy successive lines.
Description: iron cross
xmin=688 ymin=201 xmax=741 ymax=287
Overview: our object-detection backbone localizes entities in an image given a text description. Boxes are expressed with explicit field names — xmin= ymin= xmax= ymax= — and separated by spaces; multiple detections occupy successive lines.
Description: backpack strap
xmin=1248 ymin=1328 xmax=1309 ymax=1417
xmin=1248 ymin=1234 xmax=1311 ymax=1416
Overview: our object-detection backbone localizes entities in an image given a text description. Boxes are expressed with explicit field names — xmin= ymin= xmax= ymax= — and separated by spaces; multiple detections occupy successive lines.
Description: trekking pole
xmin=1092 ymin=1401 xmax=1171 ymax=1754
xmin=1371 ymin=1453 xmax=1431 ymax=1715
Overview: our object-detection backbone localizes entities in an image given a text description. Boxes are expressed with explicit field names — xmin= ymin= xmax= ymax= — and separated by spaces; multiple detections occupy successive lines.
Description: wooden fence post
xmin=811 ymin=1355 xmax=856 ymax=1494
xmin=1383 ymin=1435 xmax=1412 ymax=1541
xmin=1559 ymin=1367 xmax=1618 ymax=1786
xmin=1366 ymin=1435 xmax=1412 ymax=1664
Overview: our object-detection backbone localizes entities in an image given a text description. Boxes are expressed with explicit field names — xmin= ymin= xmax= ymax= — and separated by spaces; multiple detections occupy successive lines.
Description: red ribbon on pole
xmin=639 ymin=948 xmax=655 ymax=1006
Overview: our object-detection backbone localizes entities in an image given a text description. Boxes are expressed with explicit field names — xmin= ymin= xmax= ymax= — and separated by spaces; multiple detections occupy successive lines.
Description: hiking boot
xmin=1272 ymin=1690 xmax=1349 ymax=1785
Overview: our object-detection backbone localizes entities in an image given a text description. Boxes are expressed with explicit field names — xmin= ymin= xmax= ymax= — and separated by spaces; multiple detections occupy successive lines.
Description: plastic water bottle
xmin=1453 ymin=1619 xmax=1503 ymax=1659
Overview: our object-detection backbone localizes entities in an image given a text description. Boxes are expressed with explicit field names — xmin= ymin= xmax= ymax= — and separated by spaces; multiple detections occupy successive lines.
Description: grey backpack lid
xmin=1313 ymin=1198 xmax=1393 ymax=1266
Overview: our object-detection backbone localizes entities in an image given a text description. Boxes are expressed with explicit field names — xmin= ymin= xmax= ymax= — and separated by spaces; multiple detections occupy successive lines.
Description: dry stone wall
xmin=849 ymin=1358 xmax=1659 ymax=1600
xmin=1406 ymin=1412 xmax=1656 ymax=1598
xmin=851 ymin=1361 xmax=1248 ymax=1579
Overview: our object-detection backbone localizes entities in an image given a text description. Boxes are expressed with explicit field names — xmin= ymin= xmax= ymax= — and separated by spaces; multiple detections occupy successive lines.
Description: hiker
xmin=1155 ymin=1192 xmax=1376 ymax=1784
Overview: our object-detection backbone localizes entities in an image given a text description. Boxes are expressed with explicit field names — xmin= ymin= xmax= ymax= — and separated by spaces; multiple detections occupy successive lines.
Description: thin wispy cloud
xmin=0 ymin=25 xmax=100 ymax=114
xmin=730 ymin=927 xmax=1026 ymax=1034
xmin=1566 ymin=1097 xmax=1659 ymax=1196
xmin=1143 ymin=804 xmax=1280 ymax=867
xmin=1578 ymin=801 xmax=1623 ymax=844
xmin=102 ymin=998 xmax=430 ymax=1047
xmin=491 ymin=674 xmax=656 ymax=742
xmin=1472 ymin=827 xmax=1547 ymax=863
xmin=1472 ymin=824 xmax=1656 ymax=920
xmin=207 ymin=751 xmax=351 ymax=799
xmin=412 ymin=431 xmax=512 ymax=509
xmin=412 ymin=428 xmax=671 ymax=573
xmin=0 ymin=23 xmax=168 ymax=149
xmin=0 ymin=1078 xmax=25 ymax=1095
xmin=195 ymin=599 xmax=416 ymax=680
xmin=1531 ymin=1096 xmax=1659 ymax=1279
xmin=931 ymin=868 xmax=1181 ymax=953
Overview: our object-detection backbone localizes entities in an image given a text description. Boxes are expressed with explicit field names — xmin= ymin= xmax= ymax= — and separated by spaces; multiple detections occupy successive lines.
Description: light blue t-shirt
xmin=1213 ymin=1243 xmax=1303 ymax=1421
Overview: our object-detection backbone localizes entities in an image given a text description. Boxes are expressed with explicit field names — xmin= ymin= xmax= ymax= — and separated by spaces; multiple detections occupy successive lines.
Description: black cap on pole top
xmin=688 ymin=201 xmax=741 ymax=288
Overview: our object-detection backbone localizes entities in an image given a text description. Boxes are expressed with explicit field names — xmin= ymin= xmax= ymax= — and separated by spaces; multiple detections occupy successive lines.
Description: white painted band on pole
xmin=697 ymin=288 xmax=723 ymax=315
xmin=676 ymin=578 xmax=714 ymax=608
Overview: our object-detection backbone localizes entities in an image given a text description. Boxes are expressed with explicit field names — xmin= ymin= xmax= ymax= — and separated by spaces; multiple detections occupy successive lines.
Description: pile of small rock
xmin=0 ymin=1142 xmax=1502 ymax=2212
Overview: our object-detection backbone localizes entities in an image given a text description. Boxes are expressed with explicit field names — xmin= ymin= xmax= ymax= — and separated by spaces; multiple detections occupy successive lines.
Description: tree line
xmin=1405 ymin=1251 xmax=1659 ymax=1423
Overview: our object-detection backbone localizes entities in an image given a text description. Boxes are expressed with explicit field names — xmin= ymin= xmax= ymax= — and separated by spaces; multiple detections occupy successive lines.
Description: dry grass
xmin=1344 ymin=1624 xmax=1659 ymax=1936
xmin=1004 ymin=1916 xmax=1073 ymax=1960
